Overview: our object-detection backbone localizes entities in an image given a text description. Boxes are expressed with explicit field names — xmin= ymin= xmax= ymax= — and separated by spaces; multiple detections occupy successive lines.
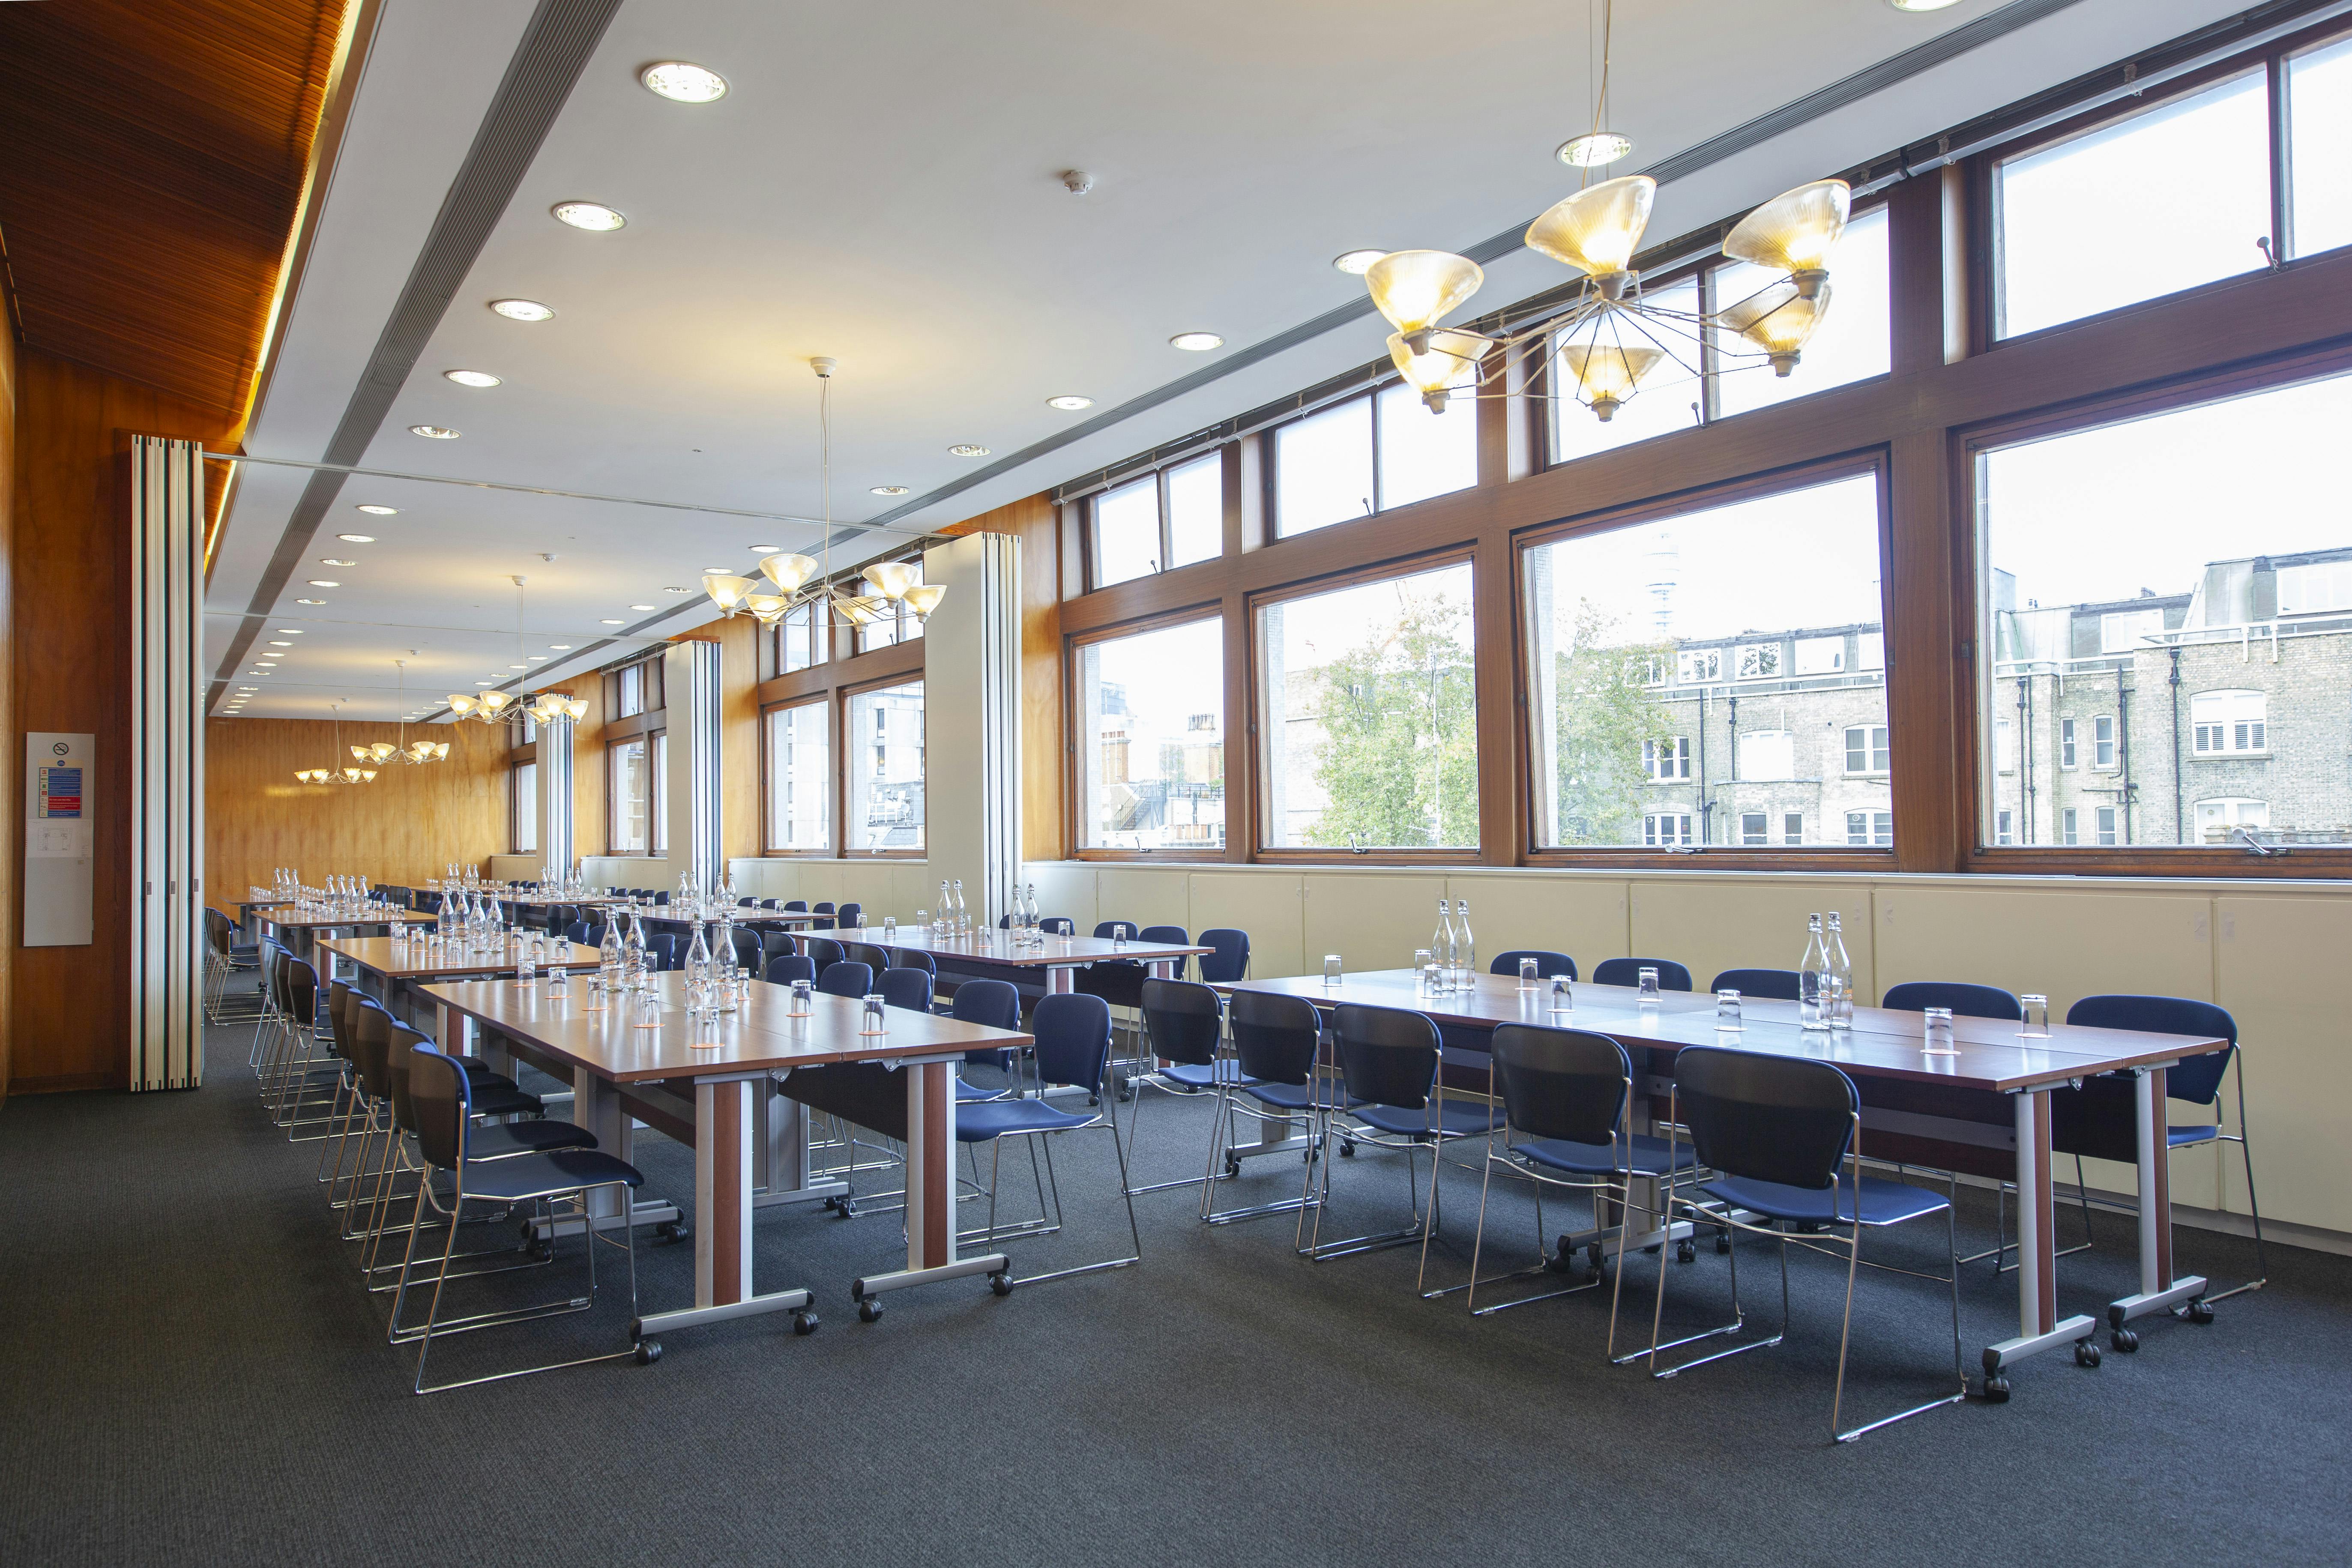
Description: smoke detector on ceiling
xmin=1061 ymin=169 xmax=1095 ymax=195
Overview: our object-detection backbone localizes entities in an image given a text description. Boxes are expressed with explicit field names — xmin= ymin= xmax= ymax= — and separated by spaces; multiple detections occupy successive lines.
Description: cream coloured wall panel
xmin=1097 ymin=866 xmax=1194 ymax=937
xmin=836 ymin=861 xmax=898 ymax=919
xmin=1191 ymin=870 xmax=1303 ymax=980
xmin=1632 ymin=880 xmax=1872 ymax=999
xmin=1023 ymin=862 xmax=1099 ymax=934
xmin=1303 ymin=871 xmax=1449 ymax=977
xmin=891 ymin=862 xmax=945 ymax=922
xmin=2215 ymin=895 xmax=2352 ymax=1233
xmin=794 ymin=860 xmax=846 ymax=908
xmin=1445 ymin=874 xmax=1629 ymax=981
xmin=1873 ymin=886 xmax=2211 ymax=1014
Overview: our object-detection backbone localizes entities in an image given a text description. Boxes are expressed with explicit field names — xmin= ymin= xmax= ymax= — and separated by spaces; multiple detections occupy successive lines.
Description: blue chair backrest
xmin=1709 ymin=967 xmax=1801 ymax=1001
xmin=646 ymin=932 xmax=685 ymax=971
xmin=811 ymin=901 xmax=836 ymax=931
xmin=759 ymin=898 xmax=781 ymax=910
xmin=2066 ymin=994 xmax=2238 ymax=1104
xmin=765 ymin=954 xmax=817 ymax=987
xmin=1041 ymin=916 xmax=1075 ymax=936
xmin=1675 ymin=1044 xmax=1856 ymax=1191
xmin=1138 ymin=924 xmax=1188 ymax=976
xmin=1197 ymin=928 xmax=1251 ymax=984
xmin=836 ymin=902 xmax=863 ymax=932
xmin=879 ymin=967 xmax=932 ymax=1012
xmin=1592 ymin=957 xmax=1693 ymax=991
xmin=406 ymin=1044 xmax=471 ymax=1170
xmin=1332 ymin=1004 xmax=1439 ymax=1108
xmin=889 ymin=947 xmax=936 ymax=976
xmin=950 ymin=978 xmax=1021 ymax=1032
xmin=804 ymin=937 xmax=845 ymax=973
xmin=1093 ymin=919 xmax=1134 ymax=941
xmin=653 ymin=891 xmax=670 ymax=905
xmin=783 ymin=900 xmax=808 ymax=913
xmin=566 ymin=920 xmax=594 ymax=947
xmin=1882 ymin=981 xmax=2020 ymax=1021
xmin=1491 ymin=949 xmax=1576 ymax=981
xmin=1032 ymin=993 xmax=1112 ymax=1092
xmin=817 ymin=961 xmax=872 ymax=999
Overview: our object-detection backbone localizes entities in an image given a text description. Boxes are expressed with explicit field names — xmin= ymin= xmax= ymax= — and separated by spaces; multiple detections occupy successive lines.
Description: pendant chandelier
xmin=448 ymin=576 xmax=590 ymax=725
xmin=1360 ymin=0 xmax=1852 ymax=422
xmin=299 ymin=704 xmax=376 ymax=785
xmin=353 ymin=659 xmax=450 ymax=765
xmin=702 ymin=358 xmax=945 ymax=629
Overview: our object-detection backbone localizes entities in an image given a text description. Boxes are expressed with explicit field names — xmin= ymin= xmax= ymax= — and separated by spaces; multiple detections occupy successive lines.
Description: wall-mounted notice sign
xmin=25 ymin=732 xmax=94 ymax=946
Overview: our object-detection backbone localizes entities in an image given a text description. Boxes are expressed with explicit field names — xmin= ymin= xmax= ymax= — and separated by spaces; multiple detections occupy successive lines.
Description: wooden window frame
xmin=753 ymin=623 xmax=921 ymax=856
xmin=603 ymin=721 xmax=664 ymax=858
xmin=509 ymin=757 xmax=537 ymax=857
xmin=757 ymin=694 xmax=834 ymax=857
xmin=1065 ymin=603 xmax=1228 ymax=862
xmin=839 ymin=670 xmax=928 ymax=859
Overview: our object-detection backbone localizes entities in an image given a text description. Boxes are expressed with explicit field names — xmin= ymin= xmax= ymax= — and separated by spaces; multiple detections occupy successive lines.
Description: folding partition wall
xmin=128 ymin=435 xmax=206 ymax=1090
xmin=922 ymin=531 xmax=1022 ymax=922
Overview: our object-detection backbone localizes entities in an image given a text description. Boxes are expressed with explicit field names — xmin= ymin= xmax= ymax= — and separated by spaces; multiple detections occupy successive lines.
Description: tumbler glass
xmin=1637 ymin=967 xmax=1661 ymax=1002
xmin=882 ymin=916 xmax=898 ymax=943
xmin=1323 ymin=955 xmax=1343 ymax=986
xmin=789 ymin=979 xmax=813 ymax=1017
xmin=1549 ymin=975 xmax=1573 ymax=1017
xmin=1715 ymin=989 xmax=1743 ymax=1030
xmin=1923 ymin=1006 xmax=1958 ymax=1056
xmin=2019 ymin=993 xmax=2050 ymax=1039
xmin=1414 ymin=950 xmax=1433 ymax=993
xmin=861 ymin=993 xmax=888 ymax=1035
xmin=1519 ymin=956 xmax=1540 ymax=990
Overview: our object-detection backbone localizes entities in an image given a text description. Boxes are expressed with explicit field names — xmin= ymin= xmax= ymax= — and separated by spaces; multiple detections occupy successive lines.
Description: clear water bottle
xmin=598 ymin=920 xmax=624 ymax=990
xmin=1453 ymin=898 xmax=1475 ymax=989
xmin=686 ymin=921 xmax=713 ymax=992
xmin=1432 ymin=899 xmax=1455 ymax=994
xmin=1825 ymin=912 xmax=1855 ymax=1029
xmin=952 ymin=879 xmax=968 ymax=935
xmin=1798 ymin=913 xmax=1828 ymax=1031
xmin=623 ymin=911 xmax=648 ymax=990
xmin=937 ymin=881 xmax=951 ymax=937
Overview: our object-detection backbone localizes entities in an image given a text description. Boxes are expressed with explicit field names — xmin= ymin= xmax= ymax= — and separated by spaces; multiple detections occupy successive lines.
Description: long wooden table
xmin=255 ymin=904 xmax=432 ymax=966
xmin=424 ymin=971 xmax=1034 ymax=1348
xmin=317 ymin=934 xmax=601 ymax=1022
xmin=1220 ymin=969 xmax=2224 ymax=1396
xmin=827 ymin=926 xmax=1207 ymax=992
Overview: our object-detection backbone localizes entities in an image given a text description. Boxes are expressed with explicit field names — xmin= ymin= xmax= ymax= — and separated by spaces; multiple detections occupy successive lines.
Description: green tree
xmin=1550 ymin=598 xmax=1668 ymax=844
xmin=1304 ymin=585 xmax=1478 ymax=848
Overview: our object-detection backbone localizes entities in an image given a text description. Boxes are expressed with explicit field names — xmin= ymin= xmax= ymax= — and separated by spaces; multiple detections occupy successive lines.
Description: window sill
xmin=2190 ymin=752 xmax=2271 ymax=761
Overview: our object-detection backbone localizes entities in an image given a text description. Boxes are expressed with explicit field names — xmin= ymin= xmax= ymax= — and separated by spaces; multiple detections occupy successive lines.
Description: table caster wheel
xmin=792 ymin=1311 xmax=820 ymax=1336
xmin=822 ymin=1196 xmax=842 ymax=1214
xmin=2111 ymin=1326 xmax=2139 ymax=1353
xmin=990 ymin=1271 xmax=1014 ymax=1297
xmin=1714 ymin=1228 xmax=1731 ymax=1255
xmin=528 ymin=1238 xmax=555 ymax=1262
xmin=858 ymin=1298 xmax=884 ymax=1323
xmin=1340 ymin=1141 xmax=1357 ymax=1158
xmin=836 ymin=1199 xmax=858 ymax=1219
xmin=2186 ymin=1299 xmax=2215 ymax=1324
xmin=2074 ymin=1338 xmax=2102 ymax=1368
xmin=1676 ymin=1239 xmax=1697 ymax=1264
xmin=1981 ymin=1374 xmax=2011 ymax=1403
xmin=634 ymin=1339 xmax=662 ymax=1365
xmin=1226 ymin=1152 xmax=1243 ymax=1178
xmin=655 ymin=1218 xmax=688 ymax=1243
xmin=1586 ymin=1242 xmax=1605 ymax=1272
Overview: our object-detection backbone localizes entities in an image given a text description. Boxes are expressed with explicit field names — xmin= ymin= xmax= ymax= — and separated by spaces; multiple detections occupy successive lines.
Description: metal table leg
xmin=635 ymin=1073 xmax=815 ymax=1340
xmin=1983 ymin=1087 xmax=2100 ymax=1397
xmin=850 ymin=1056 xmax=1008 ymax=1312
xmin=2107 ymin=1064 xmax=2208 ymax=1345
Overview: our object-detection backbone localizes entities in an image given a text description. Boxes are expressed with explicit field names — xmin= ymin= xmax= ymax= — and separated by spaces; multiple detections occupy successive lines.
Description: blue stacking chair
xmin=392 ymin=1046 xmax=654 ymax=1392
xmin=1491 ymin=950 xmax=1577 ymax=981
xmin=816 ymin=961 xmax=872 ymax=999
xmin=1592 ymin=957 xmax=1693 ymax=991
xmin=1709 ymin=967 xmax=1801 ymax=1001
xmin=1123 ymin=978 xmax=1241 ymax=1199
xmin=878 ymin=966 xmax=932 ymax=1013
xmin=951 ymin=979 xmax=1023 ymax=1102
xmin=1304 ymin=1003 xmax=1502 ymax=1287
xmin=1646 ymin=1046 xmax=1965 ymax=1444
xmin=952 ymin=993 xmax=1141 ymax=1289
xmin=1203 ymin=989 xmax=1354 ymax=1226
xmin=1882 ymin=981 xmax=2020 ymax=1021
xmin=645 ymin=933 xmax=686 ymax=972
xmin=810 ymin=901 xmax=836 ymax=931
xmin=889 ymin=946 xmax=937 ymax=976
xmin=1197 ymin=928 xmax=1251 ymax=984
xmin=765 ymin=953 xmax=816 ymax=987
xmin=836 ymin=901 xmax=863 ymax=933
xmin=803 ymin=937 xmax=845 ymax=978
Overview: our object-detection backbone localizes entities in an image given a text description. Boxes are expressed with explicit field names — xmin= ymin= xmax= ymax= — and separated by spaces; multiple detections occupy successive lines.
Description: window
xmin=2276 ymin=560 xmax=2352 ymax=616
xmin=2096 ymin=805 xmax=2120 ymax=846
xmin=1783 ymin=811 xmax=1803 ymax=845
xmin=1078 ymin=618 xmax=1224 ymax=852
xmin=1088 ymin=455 xmax=1222 ymax=590
xmin=2059 ymin=718 xmax=2077 ymax=769
xmin=2092 ymin=714 xmax=2116 ymax=769
xmin=1644 ymin=813 xmax=1694 ymax=847
xmin=616 ymin=662 xmax=645 ymax=718
xmin=610 ymin=738 xmax=651 ymax=853
xmin=2194 ymin=796 xmax=2270 ymax=842
xmin=512 ymin=762 xmax=537 ymax=855
xmin=1550 ymin=277 xmax=1703 ymax=464
xmin=1996 ymin=73 xmax=2271 ymax=338
xmin=1844 ymin=811 xmax=1892 ymax=847
xmin=2060 ymin=806 xmax=2079 ymax=845
xmin=1993 ymin=718 xmax=2015 ymax=775
xmin=1996 ymin=808 xmax=2015 ymax=844
xmin=2191 ymin=689 xmax=2268 ymax=754
xmin=1273 ymin=388 xmax=1475 ymax=538
xmin=1643 ymin=737 xmax=1691 ymax=781
xmin=650 ymin=733 xmax=667 ymax=856
xmin=1740 ymin=812 xmax=1768 ymax=846
xmin=1092 ymin=475 xmax=1160 ymax=589
xmin=1715 ymin=205 xmax=1891 ymax=419
xmin=1524 ymin=471 xmax=1887 ymax=850
xmin=1258 ymin=561 xmax=1477 ymax=850
xmin=1793 ymin=636 xmax=1845 ymax=676
xmin=1844 ymin=724 xmax=1890 ymax=775
xmin=846 ymin=681 xmax=923 ymax=851
xmin=1738 ymin=730 xmax=1793 ymax=783
xmin=2100 ymin=609 xmax=2165 ymax=653
xmin=775 ymin=601 xmax=829 ymax=673
xmin=763 ymin=700 xmax=829 ymax=851
xmin=2289 ymin=34 xmax=2352 ymax=258
xmin=1853 ymin=631 xmax=1884 ymax=671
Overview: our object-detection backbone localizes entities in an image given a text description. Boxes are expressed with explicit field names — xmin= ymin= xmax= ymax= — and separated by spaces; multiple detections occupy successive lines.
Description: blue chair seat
xmin=1518 ymin=1131 xmax=1695 ymax=1179
xmin=955 ymin=1076 xmax=1010 ymax=1103
xmin=1160 ymin=1060 xmax=1255 ymax=1090
xmin=464 ymin=1120 xmax=599 ymax=1160
xmin=458 ymin=1149 xmax=644 ymax=1203
xmin=956 ymin=1099 xmax=1098 ymax=1142
xmin=467 ymin=1082 xmax=545 ymax=1119
xmin=1353 ymin=1099 xmax=1505 ymax=1139
xmin=1699 ymin=1173 xmax=1949 ymax=1227
xmin=1245 ymin=1078 xmax=1363 ymax=1113
xmin=2169 ymin=1123 xmax=2220 ymax=1148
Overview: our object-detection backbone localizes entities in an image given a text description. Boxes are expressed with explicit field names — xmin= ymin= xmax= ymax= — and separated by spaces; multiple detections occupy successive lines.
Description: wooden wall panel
xmin=0 ymin=305 xmax=16 ymax=1100
xmin=715 ymin=616 xmax=760 ymax=861
xmin=942 ymin=493 xmax=1061 ymax=862
xmin=204 ymin=714 xmax=506 ymax=910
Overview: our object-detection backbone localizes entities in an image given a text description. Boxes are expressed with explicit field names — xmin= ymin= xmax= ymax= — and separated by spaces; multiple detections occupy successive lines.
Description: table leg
xmin=753 ymin=1084 xmax=849 ymax=1210
xmin=2107 ymin=1064 xmax=2208 ymax=1339
xmin=1984 ymin=1087 xmax=2099 ymax=1390
xmin=850 ymin=1057 xmax=1007 ymax=1307
xmin=1047 ymin=963 xmax=1077 ymax=995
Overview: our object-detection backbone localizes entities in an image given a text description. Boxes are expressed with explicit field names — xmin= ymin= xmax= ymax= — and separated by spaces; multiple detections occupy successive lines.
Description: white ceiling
xmin=207 ymin=0 xmax=2250 ymax=722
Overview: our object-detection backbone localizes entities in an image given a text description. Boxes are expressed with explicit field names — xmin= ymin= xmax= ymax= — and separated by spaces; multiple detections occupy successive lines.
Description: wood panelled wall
xmin=204 ymin=715 xmax=507 ymax=910
xmin=12 ymin=352 xmax=236 ymax=1092
xmin=942 ymin=493 xmax=1061 ymax=863
xmin=0 ymin=303 xmax=17 ymax=1100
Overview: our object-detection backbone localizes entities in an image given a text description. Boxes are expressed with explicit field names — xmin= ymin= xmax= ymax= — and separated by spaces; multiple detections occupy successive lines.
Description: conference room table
xmin=1218 ymin=969 xmax=2223 ymax=1398
xmin=316 ymin=934 xmax=602 ymax=1023
xmin=424 ymin=970 xmax=1033 ymax=1350
xmin=826 ymin=926 xmax=1208 ymax=991
xmin=255 ymin=904 xmax=433 ymax=967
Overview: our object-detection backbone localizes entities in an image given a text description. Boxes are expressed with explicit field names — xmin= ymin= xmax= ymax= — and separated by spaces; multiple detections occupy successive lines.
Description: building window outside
xmin=1088 ymin=453 xmax=1224 ymax=590
xmin=1736 ymin=642 xmax=1782 ymax=680
xmin=2093 ymin=714 xmax=2117 ymax=769
xmin=2195 ymin=796 xmax=2271 ymax=842
xmin=1078 ymin=617 xmax=1224 ymax=852
xmin=1643 ymin=737 xmax=1691 ymax=781
xmin=1738 ymin=730 xmax=1794 ymax=782
xmin=776 ymin=601 xmax=829 ymax=673
xmin=512 ymin=761 xmax=537 ymax=855
xmin=1645 ymin=813 xmax=1694 ymax=847
xmin=2277 ymin=559 xmax=2352 ymax=616
xmin=2101 ymin=609 xmax=2166 ymax=653
xmin=1258 ymin=561 xmax=1477 ymax=850
xmin=1844 ymin=724 xmax=1891 ymax=775
xmin=2096 ymin=805 xmax=2119 ymax=845
xmin=2059 ymin=718 xmax=2077 ymax=769
xmin=846 ymin=682 xmax=924 ymax=851
xmin=2060 ymin=806 xmax=2080 ymax=845
xmin=763 ymin=700 xmax=829 ymax=851
xmin=1740 ymin=812 xmax=1768 ymax=846
xmin=1273 ymin=386 xmax=1476 ymax=539
xmin=1845 ymin=810 xmax=1892 ymax=847
xmin=1994 ymin=718 xmax=2015 ymax=775
xmin=1997 ymin=808 xmax=2015 ymax=844
xmin=1793 ymin=636 xmax=1846 ymax=675
xmin=1676 ymin=649 xmax=1721 ymax=684
xmin=1783 ymin=811 xmax=1804 ymax=845
xmin=2192 ymin=690 xmax=2268 ymax=754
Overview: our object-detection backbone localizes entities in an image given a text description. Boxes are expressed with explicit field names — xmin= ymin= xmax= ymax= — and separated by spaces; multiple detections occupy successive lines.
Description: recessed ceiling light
xmin=870 ymin=485 xmax=909 ymax=496
xmin=308 ymin=580 xmax=340 ymax=588
xmin=1170 ymin=332 xmax=1224 ymax=351
xmin=1887 ymin=0 xmax=1962 ymax=9
xmin=1046 ymin=395 xmax=1093 ymax=411
xmin=443 ymin=369 xmax=501 ymax=389
xmin=410 ymin=425 xmax=461 ymax=440
xmin=248 ymin=670 xmax=270 ymax=675
xmin=552 ymin=201 xmax=625 ymax=232
xmin=640 ymin=60 xmax=729 ymax=102
xmin=476 ymin=681 xmax=496 ymax=687
xmin=549 ymin=643 xmax=572 ymax=650
xmin=601 ymin=618 xmax=627 ymax=625
xmin=490 ymin=299 xmax=556 ymax=322
xmin=268 ymin=640 xmax=293 ymax=648
xmin=508 ymin=664 xmax=529 ymax=670
xmin=948 ymin=443 xmax=990 ymax=457
xmin=629 ymin=603 xmax=656 ymax=610
xmin=1333 ymin=249 xmax=1387 ymax=275
xmin=526 ymin=655 xmax=547 ymax=661
xmin=663 ymin=586 xmax=694 ymax=593
xmin=296 ymin=598 xmax=325 ymax=605
xmin=237 ymin=687 xmax=257 ymax=692
xmin=1556 ymin=131 xmax=1634 ymax=168
xmin=319 ymin=558 xmax=356 ymax=567
xmin=355 ymin=504 xmax=398 ymax=516
xmin=275 ymin=628 xmax=302 ymax=634
xmin=748 ymin=545 xmax=781 ymax=554
xmin=702 ymin=565 xmax=733 ymax=574
xmin=337 ymin=534 xmax=374 ymax=544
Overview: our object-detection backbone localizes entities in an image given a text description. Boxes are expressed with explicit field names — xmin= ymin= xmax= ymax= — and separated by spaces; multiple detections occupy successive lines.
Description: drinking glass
xmin=548 ymin=963 xmax=570 ymax=1000
xmin=1414 ymin=949 xmax=1433 ymax=992
xmin=1323 ymin=955 xmax=1343 ymax=986
xmin=1549 ymin=975 xmax=1573 ymax=1017
xmin=1113 ymin=924 xmax=1129 ymax=950
xmin=1923 ymin=1006 xmax=1958 ymax=1056
xmin=632 ymin=987 xmax=663 ymax=1028
xmin=861 ymin=993 xmax=888 ymax=1035
xmin=1715 ymin=989 xmax=1743 ymax=1031
xmin=1637 ymin=967 xmax=1661 ymax=1003
xmin=882 ymin=916 xmax=898 ymax=942
xmin=1518 ymin=957 xmax=1540 ymax=990
xmin=915 ymin=908 xmax=930 ymax=937
xmin=789 ymin=979 xmax=813 ymax=1017
xmin=2019 ymin=993 xmax=2050 ymax=1039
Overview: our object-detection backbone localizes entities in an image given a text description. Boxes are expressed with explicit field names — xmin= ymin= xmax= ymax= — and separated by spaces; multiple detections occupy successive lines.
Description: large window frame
xmin=841 ymin=673 xmax=926 ymax=857
xmin=1264 ymin=381 xmax=1481 ymax=540
xmin=1066 ymin=606 xmax=1229 ymax=862
xmin=760 ymin=695 xmax=833 ymax=855
xmin=753 ymin=594 xmax=925 ymax=857
xmin=1083 ymin=452 xmax=1227 ymax=592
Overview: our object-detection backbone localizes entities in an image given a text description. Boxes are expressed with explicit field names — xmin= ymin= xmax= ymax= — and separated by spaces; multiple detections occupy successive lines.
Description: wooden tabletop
xmin=255 ymin=905 xmax=434 ymax=929
xmin=424 ymin=970 xmax=1032 ymax=1082
xmin=318 ymin=934 xmax=605 ymax=979
xmin=633 ymin=908 xmax=821 ymax=926
xmin=1218 ymin=970 xmax=2221 ymax=1094
xmin=829 ymin=926 xmax=1209 ymax=967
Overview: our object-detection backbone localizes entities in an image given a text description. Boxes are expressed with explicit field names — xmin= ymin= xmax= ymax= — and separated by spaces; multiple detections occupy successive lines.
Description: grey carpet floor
xmin=0 ymin=1022 xmax=2343 ymax=1568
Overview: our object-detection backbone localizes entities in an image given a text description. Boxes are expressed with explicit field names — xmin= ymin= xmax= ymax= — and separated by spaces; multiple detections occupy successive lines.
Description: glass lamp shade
xmin=1525 ymin=176 xmax=1656 ymax=280
xmin=1559 ymin=341 xmax=1667 ymax=420
xmin=832 ymin=594 xmax=887 ymax=627
xmin=477 ymin=690 xmax=515 ymax=714
xmin=1386 ymin=329 xmax=1496 ymax=410
xmin=296 ymin=769 xmax=327 ymax=784
xmin=759 ymin=553 xmax=820 ymax=593
xmin=744 ymin=593 xmax=788 ymax=624
xmin=1363 ymin=250 xmax=1484 ymax=335
xmin=560 ymin=697 xmax=589 ymax=721
xmin=350 ymin=745 xmax=369 ymax=762
xmin=447 ymin=694 xmax=478 ymax=716
xmin=903 ymin=583 xmax=945 ymax=620
xmin=862 ymin=560 xmax=922 ymax=600
xmin=1722 ymin=179 xmax=1850 ymax=277
xmin=1716 ymin=278 xmax=1832 ymax=373
xmin=703 ymin=573 xmax=757 ymax=612
xmin=367 ymin=742 xmax=398 ymax=763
